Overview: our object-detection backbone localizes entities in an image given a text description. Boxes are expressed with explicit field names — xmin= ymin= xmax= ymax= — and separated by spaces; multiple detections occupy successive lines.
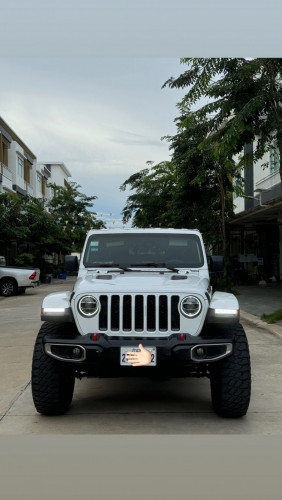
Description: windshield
xmin=83 ymin=233 xmax=204 ymax=269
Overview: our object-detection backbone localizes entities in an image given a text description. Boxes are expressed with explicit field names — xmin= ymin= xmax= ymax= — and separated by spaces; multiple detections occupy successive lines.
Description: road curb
xmin=240 ymin=310 xmax=282 ymax=339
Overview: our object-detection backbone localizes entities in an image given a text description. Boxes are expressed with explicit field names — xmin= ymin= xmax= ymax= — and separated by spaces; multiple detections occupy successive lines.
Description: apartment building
xmin=0 ymin=116 xmax=71 ymax=200
xmin=230 ymin=142 xmax=282 ymax=280
xmin=0 ymin=116 xmax=72 ymax=263
xmin=35 ymin=162 xmax=72 ymax=202
xmin=0 ymin=116 xmax=36 ymax=196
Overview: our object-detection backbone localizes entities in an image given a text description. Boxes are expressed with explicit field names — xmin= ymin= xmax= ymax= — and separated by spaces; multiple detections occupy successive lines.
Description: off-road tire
xmin=210 ymin=323 xmax=251 ymax=418
xmin=32 ymin=322 xmax=75 ymax=415
xmin=0 ymin=278 xmax=18 ymax=297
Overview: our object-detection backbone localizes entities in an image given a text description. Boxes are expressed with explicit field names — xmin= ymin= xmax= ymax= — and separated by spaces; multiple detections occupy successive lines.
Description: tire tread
xmin=31 ymin=322 xmax=75 ymax=415
xmin=210 ymin=324 xmax=251 ymax=418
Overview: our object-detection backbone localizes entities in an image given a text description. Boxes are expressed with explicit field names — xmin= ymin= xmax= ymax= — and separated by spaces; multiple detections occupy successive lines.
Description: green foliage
xmin=47 ymin=182 xmax=104 ymax=252
xmin=14 ymin=253 xmax=34 ymax=267
xmin=164 ymin=58 xmax=282 ymax=183
xmin=261 ymin=309 xmax=282 ymax=324
xmin=121 ymin=115 xmax=238 ymax=254
xmin=121 ymin=58 xmax=282 ymax=263
xmin=120 ymin=161 xmax=177 ymax=228
xmin=0 ymin=182 xmax=102 ymax=267
xmin=0 ymin=193 xmax=29 ymax=241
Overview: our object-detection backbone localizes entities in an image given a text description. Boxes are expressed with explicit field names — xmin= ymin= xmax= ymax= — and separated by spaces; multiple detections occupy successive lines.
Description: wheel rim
xmin=1 ymin=282 xmax=14 ymax=296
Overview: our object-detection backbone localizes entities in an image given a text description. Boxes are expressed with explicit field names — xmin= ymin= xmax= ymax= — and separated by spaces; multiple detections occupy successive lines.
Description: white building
xmin=0 ymin=117 xmax=71 ymax=201
xmin=230 ymin=142 xmax=282 ymax=280
xmin=34 ymin=162 xmax=72 ymax=201
xmin=0 ymin=116 xmax=36 ymax=196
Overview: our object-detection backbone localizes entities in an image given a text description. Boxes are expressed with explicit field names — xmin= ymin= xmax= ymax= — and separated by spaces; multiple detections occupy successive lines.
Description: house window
xmin=17 ymin=156 xmax=24 ymax=178
xmin=42 ymin=177 xmax=45 ymax=196
xmin=1 ymin=137 xmax=9 ymax=166
xmin=24 ymin=160 xmax=30 ymax=183
xmin=37 ymin=173 xmax=42 ymax=192
xmin=233 ymin=176 xmax=242 ymax=199
xmin=270 ymin=144 xmax=280 ymax=174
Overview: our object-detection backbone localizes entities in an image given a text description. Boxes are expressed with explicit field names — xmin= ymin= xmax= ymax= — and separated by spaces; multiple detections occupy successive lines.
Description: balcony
xmin=0 ymin=163 xmax=14 ymax=192
xmin=0 ymin=163 xmax=13 ymax=181
xmin=256 ymin=170 xmax=280 ymax=191
xmin=25 ymin=182 xmax=34 ymax=196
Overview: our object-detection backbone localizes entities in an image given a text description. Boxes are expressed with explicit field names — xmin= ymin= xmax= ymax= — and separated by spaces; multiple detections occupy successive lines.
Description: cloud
xmin=0 ymin=57 xmax=182 ymax=216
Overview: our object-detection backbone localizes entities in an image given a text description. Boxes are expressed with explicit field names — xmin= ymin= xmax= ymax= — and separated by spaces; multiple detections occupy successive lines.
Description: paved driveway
xmin=0 ymin=279 xmax=282 ymax=434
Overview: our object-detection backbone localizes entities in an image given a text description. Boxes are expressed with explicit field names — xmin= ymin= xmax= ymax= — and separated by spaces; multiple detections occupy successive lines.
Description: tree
xmin=164 ymin=58 xmax=282 ymax=184
xmin=0 ymin=182 xmax=103 ymax=268
xmin=164 ymin=111 xmax=241 ymax=257
xmin=120 ymin=161 xmax=177 ymax=228
xmin=120 ymin=113 xmax=241 ymax=259
xmin=0 ymin=193 xmax=58 ymax=267
xmin=47 ymin=182 xmax=104 ymax=252
xmin=0 ymin=193 xmax=29 ymax=243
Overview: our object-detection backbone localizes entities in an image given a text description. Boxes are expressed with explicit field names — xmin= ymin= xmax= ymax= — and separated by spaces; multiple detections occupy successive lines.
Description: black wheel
xmin=31 ymin=322 xmax=75 ymax=415
xmin=210 ymin=324 xmax=251 ymax=418
xmin=0 ymin=278 xmax=18 ymax=297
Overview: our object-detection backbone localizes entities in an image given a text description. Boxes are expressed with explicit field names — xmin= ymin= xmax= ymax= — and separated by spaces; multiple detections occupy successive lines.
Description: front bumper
xmin=43 ymin=332 xmax=233 ymax=376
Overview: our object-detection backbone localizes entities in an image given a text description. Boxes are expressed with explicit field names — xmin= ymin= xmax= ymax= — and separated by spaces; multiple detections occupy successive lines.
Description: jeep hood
xmin=74 ymin=271 xmax=209 ymax=296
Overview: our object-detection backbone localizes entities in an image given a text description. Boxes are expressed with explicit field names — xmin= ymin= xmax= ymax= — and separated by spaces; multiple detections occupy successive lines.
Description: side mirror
xmin=64 ymin=255 xmax=79 ymax=273
xmin=209 ymin=255 xmax=224 ymax=272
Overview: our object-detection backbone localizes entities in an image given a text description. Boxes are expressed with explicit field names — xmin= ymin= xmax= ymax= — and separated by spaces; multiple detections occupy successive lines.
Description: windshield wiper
xmin=86 ymin=263 xmax=133 ymax=272
xmin=129 ymin=263 xmax=179 ymax=272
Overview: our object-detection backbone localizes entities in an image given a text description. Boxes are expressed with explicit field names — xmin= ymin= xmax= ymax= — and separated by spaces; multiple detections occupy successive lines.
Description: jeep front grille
xmin=99 ymin=294 xmax=180 ymax=333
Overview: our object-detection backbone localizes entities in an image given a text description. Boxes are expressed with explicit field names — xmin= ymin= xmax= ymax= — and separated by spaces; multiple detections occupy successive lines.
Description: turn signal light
xmin=93 ymin=333 xmax=98 ymax=341
xmin=29 ymin=272 xmax=36 ymax=280
xmin=179 ymin=333 xmax=184 ymax=341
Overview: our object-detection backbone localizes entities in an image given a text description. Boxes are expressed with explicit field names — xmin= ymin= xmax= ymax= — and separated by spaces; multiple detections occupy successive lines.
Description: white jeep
xmin=31 ymin=228 xmax=251 ymax=417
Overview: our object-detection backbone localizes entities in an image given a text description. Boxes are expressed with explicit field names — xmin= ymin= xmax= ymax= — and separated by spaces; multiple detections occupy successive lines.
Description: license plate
xmin=120 ymin=346 xmax=157 ymax=366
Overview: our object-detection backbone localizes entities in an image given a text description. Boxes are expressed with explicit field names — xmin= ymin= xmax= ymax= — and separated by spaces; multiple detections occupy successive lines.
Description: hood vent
xmin=96 ymin=275 xmax=112 ymax=280
xmin=171 ymin=275 xmax=187 ymax=280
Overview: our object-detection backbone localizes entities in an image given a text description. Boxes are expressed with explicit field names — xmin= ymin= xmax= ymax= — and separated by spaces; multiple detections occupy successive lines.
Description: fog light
xmin=196 ymin=347 xmax=205 ymax=356
xmin=73 ymin=347 xmax=81 ymax=358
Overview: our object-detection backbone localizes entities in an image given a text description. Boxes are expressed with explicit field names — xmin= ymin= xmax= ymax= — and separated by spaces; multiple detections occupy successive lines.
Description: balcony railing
xmin=256 ymin=170 xmax=280 ymax=191
xmin=0 ymin=163 xmax=13 ymax=181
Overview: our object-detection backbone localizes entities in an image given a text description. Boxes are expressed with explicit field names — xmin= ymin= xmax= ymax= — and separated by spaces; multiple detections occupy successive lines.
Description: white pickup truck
xmin=0 ymin=264 xmax=40 ymax=296
xmin=31 ymin=228 xmax=251 ymax=418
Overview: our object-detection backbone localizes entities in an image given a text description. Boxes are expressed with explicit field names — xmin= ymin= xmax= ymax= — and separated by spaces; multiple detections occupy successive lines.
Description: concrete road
xmin=0 ymin=279 xmax=282 ymax=434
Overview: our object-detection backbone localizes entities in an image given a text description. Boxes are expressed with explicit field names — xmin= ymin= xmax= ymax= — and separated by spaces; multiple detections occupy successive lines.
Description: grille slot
xmin=135 ymin=295 xmax=144 ymax=330
xmin=123 ymin=295 xmax=132 ymax=331
xmin=147 ymin=295 xmax=156 ymax=331
xmin=99 ymin=295 xmax=108 ymax=330
xmin=111 ymin=296 xmax=120 ymax=330
xmin=98 ymin=294 xmax=180 ymax=333
xmin=159 ymin=295 xmax=168 ymax=331
xmin=171 ymin=296 xmax=180 ymax=330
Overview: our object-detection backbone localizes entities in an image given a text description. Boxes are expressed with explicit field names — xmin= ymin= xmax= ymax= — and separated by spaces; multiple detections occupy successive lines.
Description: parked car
xmin=0 ymin=265 xmax=40 ymax=296
xmin=31 ymin=228 xmax=251 ymax=418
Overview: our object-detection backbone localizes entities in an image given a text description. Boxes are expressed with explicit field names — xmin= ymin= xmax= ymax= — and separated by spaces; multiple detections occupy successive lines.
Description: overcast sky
xmin=1 ymin=57 xmax=185 ymax=225
xmin=1 ymin=1 xmax=281 ymax=226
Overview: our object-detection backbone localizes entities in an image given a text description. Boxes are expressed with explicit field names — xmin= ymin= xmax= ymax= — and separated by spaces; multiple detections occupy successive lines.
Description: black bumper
xmin=43 ymin=332 xmax=233 ymax=377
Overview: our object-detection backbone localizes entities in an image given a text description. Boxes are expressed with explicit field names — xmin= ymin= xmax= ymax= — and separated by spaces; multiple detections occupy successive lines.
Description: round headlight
xmin=78 ymin=296 xmax=99 ymax=317
xmin=180 ymin=296 xmax=202 ymax=318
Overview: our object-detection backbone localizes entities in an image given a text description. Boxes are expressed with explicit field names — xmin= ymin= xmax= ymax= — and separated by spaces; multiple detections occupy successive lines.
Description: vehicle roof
xmin=87 ymin=228 xmax=201 ymax=235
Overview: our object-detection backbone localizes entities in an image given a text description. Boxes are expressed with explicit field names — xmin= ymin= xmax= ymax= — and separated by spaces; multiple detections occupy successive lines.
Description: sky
xmin=0 ymin=57 xmax=185 ymax=226
xmin=1 ymin=0 xmax=281 ymax=227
